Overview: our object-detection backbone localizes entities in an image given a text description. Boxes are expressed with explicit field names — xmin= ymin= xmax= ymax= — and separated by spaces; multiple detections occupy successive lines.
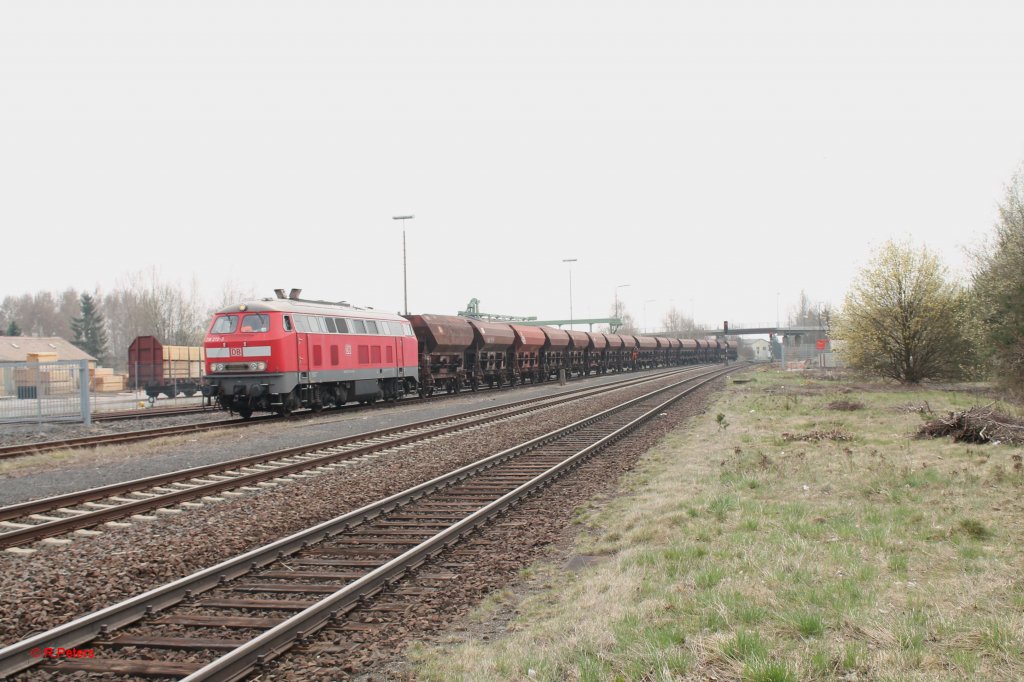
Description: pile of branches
xmin=917 ymin=406 xmax=1024 ymax=444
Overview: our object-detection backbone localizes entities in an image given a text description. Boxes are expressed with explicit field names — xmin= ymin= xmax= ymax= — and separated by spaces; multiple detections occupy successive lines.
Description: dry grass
xmin=412 ymin=367 xmax=1024 ymax=681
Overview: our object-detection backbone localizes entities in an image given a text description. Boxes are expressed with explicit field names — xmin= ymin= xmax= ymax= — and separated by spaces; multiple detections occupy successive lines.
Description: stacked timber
xmin=26 ymin=352 xmax=59 ymax=363
xmin=164 ymin=345 xmax=204 ymax=379
xmin=90 ymin=367 xmax=127 ymax=392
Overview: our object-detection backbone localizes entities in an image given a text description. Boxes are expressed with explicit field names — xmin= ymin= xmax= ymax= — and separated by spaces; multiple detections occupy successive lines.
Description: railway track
xmin=2 ymin=367 xmax=675 ymax=460
xmin=0 ymin=367 xmax=708 ymax=552
xmin=0 ymin=363 xmax=738 ymax=680
xmin=0 ymin=416 xmax=261 ymax=461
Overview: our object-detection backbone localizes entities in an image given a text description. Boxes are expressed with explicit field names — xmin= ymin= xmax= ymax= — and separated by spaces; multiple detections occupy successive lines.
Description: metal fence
xmin=0 ymin=360 xmax=91 ymax=425
xmin=776 ymin=342 xmax=844 ymax=369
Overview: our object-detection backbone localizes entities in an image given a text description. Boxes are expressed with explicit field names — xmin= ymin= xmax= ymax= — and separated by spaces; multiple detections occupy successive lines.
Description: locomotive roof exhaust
xmin=289 ymin=288 xmax=302 ymax=300
xmin=274 ymin=289 xmax=286 ymax=299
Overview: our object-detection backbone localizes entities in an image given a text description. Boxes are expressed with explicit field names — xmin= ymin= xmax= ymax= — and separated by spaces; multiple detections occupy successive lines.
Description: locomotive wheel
xmin=311 ymin=402 xmax=323 ymax=413
xmin=453 ymin=382 xmax=461 ymax=394
xmin=470 ymin=379 xmax=479 ymax=392
xmin=237 ymin=405 xmax=253 ymax=420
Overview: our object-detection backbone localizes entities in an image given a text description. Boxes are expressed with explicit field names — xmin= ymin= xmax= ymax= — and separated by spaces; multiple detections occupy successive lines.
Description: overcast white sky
xmin=3 ymin=1 xmax=1024 ymax=332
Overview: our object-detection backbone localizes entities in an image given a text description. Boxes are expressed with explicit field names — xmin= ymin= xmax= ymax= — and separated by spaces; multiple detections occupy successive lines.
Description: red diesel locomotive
xmin=203 ymin=290 xmax=418 ymax=418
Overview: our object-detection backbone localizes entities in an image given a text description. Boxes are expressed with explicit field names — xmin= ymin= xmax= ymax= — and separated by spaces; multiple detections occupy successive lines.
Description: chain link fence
xmin=0 ymin=360 xmax=91 ymax=425
xmin=775 ymin=337 xmax=843 ymax=369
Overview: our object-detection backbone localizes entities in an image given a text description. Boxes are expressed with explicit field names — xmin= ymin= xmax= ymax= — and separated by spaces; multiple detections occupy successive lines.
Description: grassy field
xmin=411 ymin=367 xmax=1024 ymax=681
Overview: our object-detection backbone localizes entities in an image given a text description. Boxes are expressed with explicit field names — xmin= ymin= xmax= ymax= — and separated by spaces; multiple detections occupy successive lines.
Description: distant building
xmin=748 ymin=339 xmax=771 ymax=361
xmin=0 ymin=336 xmax=97 ymax=366
xmin=0 ymin=337 xmax=98 ymax=400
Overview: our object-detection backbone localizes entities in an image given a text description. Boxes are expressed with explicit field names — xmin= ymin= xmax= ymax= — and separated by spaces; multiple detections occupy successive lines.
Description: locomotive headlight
xmin=248 ymin=362 xmax=266 ymax=371
xmin=212 ymin=363 xmax=225 ymax=372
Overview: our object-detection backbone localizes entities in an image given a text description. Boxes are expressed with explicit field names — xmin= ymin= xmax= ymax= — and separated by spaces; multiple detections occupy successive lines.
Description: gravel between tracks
xmin=0 ymin=371 xmax=720 ymax=652
xmin=0 ymin=411 xmax=228 ymax=449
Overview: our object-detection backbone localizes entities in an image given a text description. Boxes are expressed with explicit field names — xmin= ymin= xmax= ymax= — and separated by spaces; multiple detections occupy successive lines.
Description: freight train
xmin=202 ymin=291 xmax=732 ymax=419
xmin=128 ymin=336 xmax=205 ymax=399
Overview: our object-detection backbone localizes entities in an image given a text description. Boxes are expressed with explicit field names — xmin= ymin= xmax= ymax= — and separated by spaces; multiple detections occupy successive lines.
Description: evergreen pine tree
xmin=71 ymin=293 xmax=109 ymax=364
xmin=5 ymin=321 xmax=20 ymax=336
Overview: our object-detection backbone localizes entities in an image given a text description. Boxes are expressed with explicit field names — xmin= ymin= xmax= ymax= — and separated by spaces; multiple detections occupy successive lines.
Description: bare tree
xmin=103 ymin=270 xmax=208 ymax=370
xmin=208 ymin=281 xmax=259 ymax=317
xmin=661 ymin=305 xmax=701 ymax=336
xmin=609 ymin=299 xmax=638 ymax=334
xmin=0 ymin=290 xmax=79 ymax=338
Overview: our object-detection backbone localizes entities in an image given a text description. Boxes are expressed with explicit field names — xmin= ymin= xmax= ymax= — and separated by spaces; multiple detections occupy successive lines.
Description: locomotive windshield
xmin=211 ymin=315 xmax=238 ymax=333
xmin=240 ymin=314 xmax=270 ymax=333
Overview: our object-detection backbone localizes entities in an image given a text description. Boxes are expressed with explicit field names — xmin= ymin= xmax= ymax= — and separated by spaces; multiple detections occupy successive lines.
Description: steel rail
xmin=0 ymin=367 xmax=704 ymax=548
xmin=1 ymin=365 xmax=682 ymax=460
xmin=0 ymin=364 xmax=737 ymax=679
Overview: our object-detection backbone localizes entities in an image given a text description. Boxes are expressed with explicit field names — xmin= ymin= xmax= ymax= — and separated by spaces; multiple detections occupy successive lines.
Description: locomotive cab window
xmin=240 ymin=314 xmax=269 ymax=333
xmin=283 ymin=316 xmax=293 ymax=332
xmin=211 ymin=315 xmax=238 ymax=334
